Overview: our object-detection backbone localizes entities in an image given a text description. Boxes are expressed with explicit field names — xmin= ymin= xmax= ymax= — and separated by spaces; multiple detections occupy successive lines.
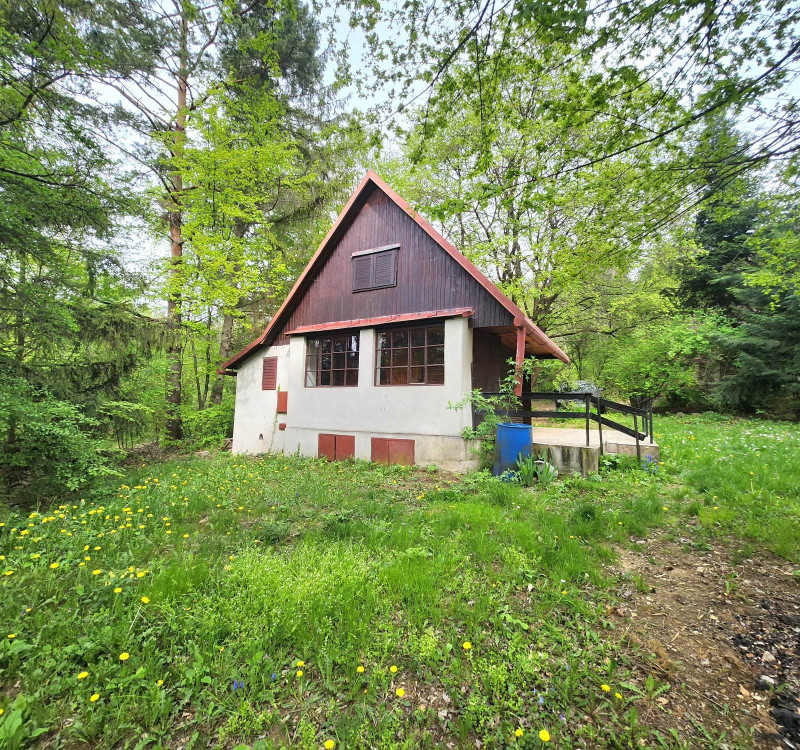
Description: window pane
xmin=320 ymin=370 xmax=331 ymax=386
xmin=378 ymin=368 xmax=391 ymax=385
xmin=428 ymin=345 xmax=444 ymax=365
xmin=345 ymin=369 xmax=359 ymax=386
xmin=392 ymin=330 xmax=408 ymax=348
xmin=333 ymin=337 xmax=345 ymax=353
xmin=427 ymin=326 xmax=444 ymax=345
xmin=391 ymin=367 xmax=408 ymax=385
xmin=332 ymin=370 xmax=345 ymax=386
xmin=305 ymin=371 xmax=317 ymax=387
xmin=392 ymin=348 xmax=408 ymax=367
xmin=378 ymin=349 xmax=390 ymax=367
xmin=348 ymin=335 xmax=359 ymax=352
xmin=427 ymin=365 xmax=444 ymax=384
xmin=321 ymin=354 xmax=331 ymax=370
xmin=321 ymin=338 xmax=332 ymax=353
xmin=411 ymin=347 xmax=425 ymax=366
xmin=410 ymin=366 xmax=425 ymax=384
xmin=410 ymin=329 xmax=425 ymax=347
xmin=347 ymin=351 xmax=359 ymax=367
xmin=377 ymin=332 xmax=390 ymax=349
xmin=307 ymin=339 xmax=320 ymax=354
xmin=333 ymin=352 xmax=345 ymax=369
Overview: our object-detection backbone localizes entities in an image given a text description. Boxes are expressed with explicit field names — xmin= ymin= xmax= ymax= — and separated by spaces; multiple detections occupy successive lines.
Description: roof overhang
xmin=285 ymin=308 xmax=473 ymax=336
xmin=220 ymin=171 xmax=569 ymax=374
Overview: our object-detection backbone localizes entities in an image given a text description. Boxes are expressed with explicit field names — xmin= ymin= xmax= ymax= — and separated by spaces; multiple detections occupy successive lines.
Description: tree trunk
xmin=164 ymin=10 xmax=188 ymax=442
xmin=209 ymin=311 xmax=234 ymax=405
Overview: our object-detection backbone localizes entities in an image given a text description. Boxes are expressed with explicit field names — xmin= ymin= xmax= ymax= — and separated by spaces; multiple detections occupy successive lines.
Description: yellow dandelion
xmin=296 ymin=660 xmax=305 ymax=667
xmin=296 ymin=669 xmax=303 ymax=678
xmin=462 ymin=641 xmax=472 ymax=650
xmin=396 ymin=687 xmax=405 ymax=697
xmin=77 ymin=671 xmax=88 ymax=679
xmin=601 ymin=683 xmax=610 ymax=692
xmin=615 ymin=692 xmax=622 ymax=700
xmin=113 ymin=587 xmax=122 ymax=594
xmin=7 ymin=634 xmax=15 ymax=639
xmin=141 ymin=596 xmax=150 ymax=604
xmin=119 ymin=652 xmax=130 ymax=661
xmin=539 ymin=729 xmax=550 ymax=742
xmin=3 ymin=570 xmax=13 ymax=576
xmin=49 ymin=562 xmax=59 ymax=569
xmin=157 ymin=679 xmax=163 ymax=686
xmin=90 ymin=693 xmax=100 ymax=702
xmin=324 ymin=741 xmax=336 ymax=750
xmin=515 ymin=728 xmax=524 ymax=737
xmin=357 ymin=665 xmax=365 ymax=673
xmin=92 ymin=569 xmax=101 ymax=575
xmin=390 ymin=665 xmax=398 ymax=673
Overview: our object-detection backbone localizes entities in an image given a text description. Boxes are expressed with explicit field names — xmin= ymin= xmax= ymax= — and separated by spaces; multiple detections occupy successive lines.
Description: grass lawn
xmin=1 ymin=415 xmax=798 ymax=749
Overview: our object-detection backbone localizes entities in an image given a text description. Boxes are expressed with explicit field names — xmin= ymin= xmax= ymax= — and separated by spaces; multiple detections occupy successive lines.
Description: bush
xmin=180 ymin=395 xmax=235 ymax=448
xmin=0 ymin=376 xmax=120 ymax=498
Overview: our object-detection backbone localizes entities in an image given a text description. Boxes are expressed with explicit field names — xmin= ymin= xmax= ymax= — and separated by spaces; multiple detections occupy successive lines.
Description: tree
xmin=386 ymin=37 xmax=688 ymax=338
xmin=345 ymin=0 xmax=800 ymax=189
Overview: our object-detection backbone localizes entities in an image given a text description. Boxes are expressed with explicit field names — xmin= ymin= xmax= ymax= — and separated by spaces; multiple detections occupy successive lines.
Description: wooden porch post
xmin=514 ymin=324 xmax=525 ymax=397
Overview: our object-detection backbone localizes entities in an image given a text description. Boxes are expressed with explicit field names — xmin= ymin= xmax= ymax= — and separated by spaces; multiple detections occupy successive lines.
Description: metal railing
xmin=476 ymin=392 xmax=654 ymax=460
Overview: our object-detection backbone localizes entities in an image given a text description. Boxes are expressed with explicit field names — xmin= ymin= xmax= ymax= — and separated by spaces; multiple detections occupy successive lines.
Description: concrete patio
xmin=530 ymin=426 xmax=659 ymax=476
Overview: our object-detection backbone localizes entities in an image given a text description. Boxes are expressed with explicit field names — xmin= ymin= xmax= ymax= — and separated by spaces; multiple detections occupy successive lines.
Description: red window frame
xmin=375 ymin=324 xmax=445 ymax=386
xmin=305 ymin=332 xmax=360 ymax=387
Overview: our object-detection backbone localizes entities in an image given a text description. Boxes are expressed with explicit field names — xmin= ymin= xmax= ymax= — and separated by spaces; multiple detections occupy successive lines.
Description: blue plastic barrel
xmin=493 ymin=422 xmax=533 ymax=476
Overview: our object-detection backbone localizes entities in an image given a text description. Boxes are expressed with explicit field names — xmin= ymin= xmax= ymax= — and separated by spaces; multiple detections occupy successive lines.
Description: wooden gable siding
xmin=273 ymin=185 xmax=513 ymax=343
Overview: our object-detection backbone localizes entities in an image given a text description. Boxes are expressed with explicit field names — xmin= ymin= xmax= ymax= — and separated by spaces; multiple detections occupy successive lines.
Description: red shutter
xmin=318 ymin=433 xmax=336 ymax=461
xmin=373 ymin=249 xmax=397 ymax=288
xmin=262 ymin=357 xmax=277 ymax=390
xmin=352 ymin=255 xmax=373 ymax=291
xmin=388 ymin=439 xmax=415 ymax=466
xmin=276 ymin=391 xmax=288 ymax=413
xmin=335 ymin=434 xmax=355 ymax=460
xmin=371 ymin=437 xmax=389 ymax=464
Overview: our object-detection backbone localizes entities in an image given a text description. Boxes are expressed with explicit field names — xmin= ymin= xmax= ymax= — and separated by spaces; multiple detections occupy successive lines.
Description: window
xmin=305 ymin=333 xmax=359 ymax=387
xmin=376 ymin=324 xmax=444 ymax=385
xmin=352 ymin=245 xmax=398 ymax=292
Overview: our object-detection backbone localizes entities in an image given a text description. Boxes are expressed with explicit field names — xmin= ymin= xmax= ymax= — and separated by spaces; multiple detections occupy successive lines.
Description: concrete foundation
xmin=532 ymin=442 xmax=599 ymax=477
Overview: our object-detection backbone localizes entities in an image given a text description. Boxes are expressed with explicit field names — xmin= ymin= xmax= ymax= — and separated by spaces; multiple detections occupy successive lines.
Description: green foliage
xmin=603 ymin=315 xmax=719 ymax=405
xmin=450 ymin=367 xmax=520 ymax=470
xmin=0 ymin=377 xmax=120 ymax=497
xmin=180 ymin=395 xmax=235 ymax=449
xmin=515 ymin=452 xmax=558 ymax=488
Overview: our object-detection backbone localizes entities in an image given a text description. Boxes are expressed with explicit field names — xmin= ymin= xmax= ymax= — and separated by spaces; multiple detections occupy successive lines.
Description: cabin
xmin=220 ymin=171 xmax=569 ymax=471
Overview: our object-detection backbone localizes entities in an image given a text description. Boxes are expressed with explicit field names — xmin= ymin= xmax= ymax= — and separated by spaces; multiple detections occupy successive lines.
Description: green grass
xmin=0 ymin=414 xmax=798 ymax=748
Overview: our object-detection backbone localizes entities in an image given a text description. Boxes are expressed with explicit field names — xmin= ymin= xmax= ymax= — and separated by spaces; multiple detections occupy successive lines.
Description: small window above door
xmin=351 ymin=244 xmax=398 ymax=292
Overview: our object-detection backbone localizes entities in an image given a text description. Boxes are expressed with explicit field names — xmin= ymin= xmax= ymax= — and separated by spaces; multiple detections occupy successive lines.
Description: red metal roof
xmin=220 ymin=171 xmax=569 ymax=372
xmin=285 ymin=308 xmax=474 ymax=336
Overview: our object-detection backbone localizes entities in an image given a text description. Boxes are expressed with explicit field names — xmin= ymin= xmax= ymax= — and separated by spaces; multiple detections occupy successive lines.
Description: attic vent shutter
xmin=373 ymin=249 xmax=397 ymax=288
xmin=351 ymin=245 xmax=398 ymax=292
xmin=352 ymin=255 xmax=373 ymax=292
xmin=261 ymin=357 xmax=277 ymax=390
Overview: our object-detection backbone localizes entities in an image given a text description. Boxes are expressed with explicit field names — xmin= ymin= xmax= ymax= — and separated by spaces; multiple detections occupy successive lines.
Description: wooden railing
xmin=476 ymin=392 xmax=654 ymax=460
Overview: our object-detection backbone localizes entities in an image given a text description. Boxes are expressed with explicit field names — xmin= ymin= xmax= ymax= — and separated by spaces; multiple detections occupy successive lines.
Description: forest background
xmin=1 ymin=0 xmax=798 ymax=498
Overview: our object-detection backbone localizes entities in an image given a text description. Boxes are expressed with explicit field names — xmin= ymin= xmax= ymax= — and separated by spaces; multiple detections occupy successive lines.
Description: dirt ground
xmin=609 ymin=531 xmax=800 ymax=749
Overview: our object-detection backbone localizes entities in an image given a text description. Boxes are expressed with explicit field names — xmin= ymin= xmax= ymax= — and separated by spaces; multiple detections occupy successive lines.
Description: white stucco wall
xmin=231 ymin=316 xmax=478 ymax=470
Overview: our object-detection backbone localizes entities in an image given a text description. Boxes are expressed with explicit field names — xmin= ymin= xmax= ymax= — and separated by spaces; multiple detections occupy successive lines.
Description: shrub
xmin=0 ymin=376 xmax=119 ymax=497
